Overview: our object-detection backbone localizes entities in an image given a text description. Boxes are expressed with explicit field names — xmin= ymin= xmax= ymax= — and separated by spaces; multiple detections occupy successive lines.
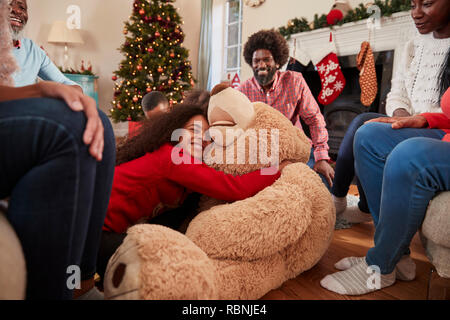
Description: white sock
xmin=334 ymin=255 xmax=416 ymax=281
xmin=333 ymin=195 xmax=347 ymax=215
xmin=321 ymin=260 xmax=396 ymax=295
xmin=337 ymin=206 xmax=372 ymax=224
xmin=334 ymin=256 xmax=365 ymax=270
xmin=395 ymin=255 xmax=416 ymax=281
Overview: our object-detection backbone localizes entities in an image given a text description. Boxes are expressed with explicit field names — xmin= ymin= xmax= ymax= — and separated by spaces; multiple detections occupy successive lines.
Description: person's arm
xmin=33 ymin=42 xmax=82 ymax=89
xmin=421 ymin=113 xmax=450 ymax=130
xmin=385 ymin=40 xmax=414 ymax=116
xmin=165 ymin=148 xmax=283 ymax=202
xmin=296 ymin=74 xmax=330 ymax=162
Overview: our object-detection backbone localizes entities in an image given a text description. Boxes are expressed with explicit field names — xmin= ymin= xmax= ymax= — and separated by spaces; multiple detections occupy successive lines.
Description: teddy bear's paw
xmin=104 ymin=225 xmax=218 ymax=300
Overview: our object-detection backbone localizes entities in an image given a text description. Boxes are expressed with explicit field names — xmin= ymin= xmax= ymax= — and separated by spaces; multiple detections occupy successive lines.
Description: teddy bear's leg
xmin=0 ymin=212 xmax=26 ymax=300
xmin=104 ymin=225 xmax=218 ymax=300
xmin=213 ymin=253 xmax=286 ymax=300
xmin=282 ymin=165 xmax=336 ymax=279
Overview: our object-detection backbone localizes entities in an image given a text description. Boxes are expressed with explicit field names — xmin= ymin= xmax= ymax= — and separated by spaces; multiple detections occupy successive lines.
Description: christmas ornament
xmin=357 ymin=41 xmax=377 ymax=107
xmin=146 ymin=87 xmax=152 ymax=93
xmin=137 ymin=65 xmax=143 ymax=71
xmin=327 ymin=1 xmax=352 ymax=25
xmin=155 ymin=31 xmax=160 ymax=37
xmin=133 ymin=96 xmax=139 ymax=103
xmin=147 ymin=47 xmax=154 ymax=53
xmin=112 ymin=75 xmax=118 ymax=81
xmin=158 ymin=67 xmax=164 ymax=73
xmin=169 ymin=51 xmax=175 ymax=58
xmin=139 ymin=8 xmax=145 ymax=15
xmin=310 ymin=33 xmax=346 ymax=105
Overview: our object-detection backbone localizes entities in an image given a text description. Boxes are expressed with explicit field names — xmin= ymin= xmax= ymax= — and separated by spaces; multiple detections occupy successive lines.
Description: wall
xmin=240 ymin=0 xmax=373 ymax=80
xmin=25 ymin=0 xmax=201 ymax=114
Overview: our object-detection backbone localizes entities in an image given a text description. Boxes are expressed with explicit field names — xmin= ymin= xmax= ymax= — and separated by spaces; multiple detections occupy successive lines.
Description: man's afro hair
xmin=243 ymin=29 xmax=289 ymax=68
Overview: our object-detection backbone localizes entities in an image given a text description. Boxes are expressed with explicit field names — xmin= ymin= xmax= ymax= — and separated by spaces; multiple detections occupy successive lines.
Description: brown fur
xmin=104 ymin=95 xmax=335 ymax=300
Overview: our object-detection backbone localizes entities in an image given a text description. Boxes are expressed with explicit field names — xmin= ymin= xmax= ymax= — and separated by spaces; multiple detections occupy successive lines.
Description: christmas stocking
xmin=357 ymin=41 xmax=378 ymax=107
xmin=310 ymin=34 xmax=346 ymax=105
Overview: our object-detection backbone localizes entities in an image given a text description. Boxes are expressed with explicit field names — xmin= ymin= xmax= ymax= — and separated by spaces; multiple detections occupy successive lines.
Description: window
xmin=224 ymin=0 xmax=243 ymax=77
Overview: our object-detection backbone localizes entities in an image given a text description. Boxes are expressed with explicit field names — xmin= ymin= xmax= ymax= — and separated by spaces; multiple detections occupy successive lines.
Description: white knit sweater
xmin=386 ymin=32 xmax=450 ymax=116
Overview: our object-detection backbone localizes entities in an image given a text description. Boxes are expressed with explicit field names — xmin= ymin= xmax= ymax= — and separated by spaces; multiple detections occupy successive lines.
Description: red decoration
xmin=169 ymin=51 xmax=175 ymax=58
xmin=129 ymin=121 xmax=143 ymax=139
xmin=139 ymin=8 xmax=145 ymax=15
xmin=133 ymin=96 xmax=139 ymax=103
xmin=146 ymin=87 xmax=152 ymax=93
xmin=158 ymin=67 xmax=164 ymax=73
xmin=147 ymin=47 xmax=154 ymax=53
xmin=327 ymin=9 xmax=344 ymax=25
xmin=137 ymin=65 xmax=143 ymax=71
xmin=155 ymin=31 xmax=160 ymax=37
xmin=112 ymin=75 xmax=118 ymax=81
xmin=157 ymin=15 xmax=162 ymax=21
xmin=231 ymin=73 xmax=241 ymax=89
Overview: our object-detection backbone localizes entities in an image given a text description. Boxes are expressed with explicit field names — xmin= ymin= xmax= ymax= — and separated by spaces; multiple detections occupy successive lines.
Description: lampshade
xmin=47 ymin=21 xmax=84 ymax=44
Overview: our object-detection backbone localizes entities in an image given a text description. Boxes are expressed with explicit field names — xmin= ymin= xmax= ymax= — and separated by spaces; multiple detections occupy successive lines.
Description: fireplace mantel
xmin=288 ymin=11 xmax=417 ymax=71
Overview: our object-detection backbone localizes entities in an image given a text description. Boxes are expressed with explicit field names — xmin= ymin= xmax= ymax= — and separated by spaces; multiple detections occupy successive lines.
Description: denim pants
xmin=307 ymin=148 xmax=331 ymax=190
xmin=0 ymin=98 xmax=115 ymax=299
xmin=354 ymin=123 xmax=449 ymax=274
xmin=331 ymin=113 xmax=387 ymax=212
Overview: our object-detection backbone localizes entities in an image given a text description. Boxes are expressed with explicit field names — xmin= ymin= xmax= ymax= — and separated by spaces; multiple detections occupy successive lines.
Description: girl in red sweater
xmin=97 ymin=103 xmax=290 ymax=279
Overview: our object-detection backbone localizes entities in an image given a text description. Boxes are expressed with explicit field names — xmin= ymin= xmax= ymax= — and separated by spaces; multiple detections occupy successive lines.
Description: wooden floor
xmin=262 ymin=185 xmax=433 ymax=300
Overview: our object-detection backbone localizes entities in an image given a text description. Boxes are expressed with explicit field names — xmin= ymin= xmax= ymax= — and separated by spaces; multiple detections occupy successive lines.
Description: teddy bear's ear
xmin=211 ymin=83 xmax=231 ymax=96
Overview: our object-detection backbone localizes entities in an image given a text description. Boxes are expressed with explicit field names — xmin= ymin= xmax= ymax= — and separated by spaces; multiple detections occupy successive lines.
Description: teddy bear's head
xmin=203 ymin=84 xmax=311 ymax=175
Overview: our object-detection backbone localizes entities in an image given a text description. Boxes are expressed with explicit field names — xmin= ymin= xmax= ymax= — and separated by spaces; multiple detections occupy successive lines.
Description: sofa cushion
xmin=422 ymin=192 xmax=450 ymax=248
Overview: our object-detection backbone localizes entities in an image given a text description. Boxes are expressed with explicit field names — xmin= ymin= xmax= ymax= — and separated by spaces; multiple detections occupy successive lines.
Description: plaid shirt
xmin=238 ymin=71 xmax=330 ymax=161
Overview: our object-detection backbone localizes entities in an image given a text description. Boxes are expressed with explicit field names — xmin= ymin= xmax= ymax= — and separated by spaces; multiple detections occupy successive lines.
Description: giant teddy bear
xmin=103 ymin=86 xmax=335 ymax=300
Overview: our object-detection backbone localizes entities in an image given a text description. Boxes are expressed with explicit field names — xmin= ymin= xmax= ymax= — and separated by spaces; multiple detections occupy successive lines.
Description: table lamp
xmin=47 ymin=21 xmax=84 ymax=69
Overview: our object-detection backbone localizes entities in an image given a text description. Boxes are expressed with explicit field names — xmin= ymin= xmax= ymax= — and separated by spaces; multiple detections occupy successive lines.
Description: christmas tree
xmin=110 ymin=0 xmax=195 ymax=122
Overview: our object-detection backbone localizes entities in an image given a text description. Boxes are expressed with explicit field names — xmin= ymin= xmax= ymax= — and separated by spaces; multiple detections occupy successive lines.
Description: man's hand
xmin=366 ymin=115 xmax=428 ymax=130
xmin=392 ymin=108 xmax=411 ymax=117
xmin=314 ymin=160 xmax=335 ymax=187
xmin=37 ymin=81 xmax=104 ymax=161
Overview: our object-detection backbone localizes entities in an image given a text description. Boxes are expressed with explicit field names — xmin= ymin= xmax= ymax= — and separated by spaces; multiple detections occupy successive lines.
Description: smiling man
xmin=9 ymin=0 xmax=80 ymax=89
xmin=238 ymin=29 xmax=334 ymax=189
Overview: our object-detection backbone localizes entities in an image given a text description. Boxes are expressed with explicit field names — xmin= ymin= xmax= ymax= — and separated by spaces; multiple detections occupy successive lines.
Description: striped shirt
xmin=238 ymin=70 xmax=330 ymax=161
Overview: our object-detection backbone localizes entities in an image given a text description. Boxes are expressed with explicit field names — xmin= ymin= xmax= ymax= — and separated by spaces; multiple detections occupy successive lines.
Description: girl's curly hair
xmin=116 ymin=103 xmax=207 ymax=166
xmin=243 ymin=29 xmax=289 ymax=68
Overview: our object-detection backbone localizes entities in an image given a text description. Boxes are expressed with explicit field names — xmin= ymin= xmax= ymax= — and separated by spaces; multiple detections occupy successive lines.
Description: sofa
xmin=420 ymin=192 xmax=450 ymax=300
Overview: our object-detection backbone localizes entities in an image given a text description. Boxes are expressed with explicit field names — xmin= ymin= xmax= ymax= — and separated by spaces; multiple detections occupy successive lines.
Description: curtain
xmin=197 ymin=0 xmax=213 ymax=90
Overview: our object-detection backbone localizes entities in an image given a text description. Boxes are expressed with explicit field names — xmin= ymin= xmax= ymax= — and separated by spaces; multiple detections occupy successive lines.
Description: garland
xmin=279 ymin=0 xmax=411 ymax=39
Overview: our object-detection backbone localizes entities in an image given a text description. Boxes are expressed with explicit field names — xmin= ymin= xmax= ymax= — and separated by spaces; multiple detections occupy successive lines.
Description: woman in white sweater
xmin=331 ymin=0 xmax=450 ymax=226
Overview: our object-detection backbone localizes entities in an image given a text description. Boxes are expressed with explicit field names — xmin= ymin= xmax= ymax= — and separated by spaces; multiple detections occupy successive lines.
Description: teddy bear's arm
xmin=186 ymin=163 xmax=321 ymax=261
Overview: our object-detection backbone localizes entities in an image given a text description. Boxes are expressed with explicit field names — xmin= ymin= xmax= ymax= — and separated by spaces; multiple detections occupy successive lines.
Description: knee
xmin=354 ymin=123 xmax=381 ymax=151
xmin=385 ymin=138 xmax=433 ymax=176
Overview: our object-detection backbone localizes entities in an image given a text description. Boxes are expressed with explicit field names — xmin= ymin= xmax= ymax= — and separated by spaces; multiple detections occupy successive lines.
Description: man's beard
xmin=10 ymin=25 xmax=24 ymax=41
xmin=253 ymin=67 xmax=277 ymax=87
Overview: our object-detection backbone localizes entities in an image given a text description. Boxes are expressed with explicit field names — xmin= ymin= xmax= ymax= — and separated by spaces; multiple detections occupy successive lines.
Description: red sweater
xmin=104 ymin=144 xmax=281 ymax=233
xmin=422 ymin=87 xmax=450 ymax=142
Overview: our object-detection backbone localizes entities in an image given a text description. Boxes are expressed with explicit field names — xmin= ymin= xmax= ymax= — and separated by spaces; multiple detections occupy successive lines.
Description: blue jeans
xmin=354 ymin=123 xmax=449 ymax=274
xmin=0 ymin=98 xmax=115 ymax=299
xmin=331 ymin=113 xmax=387 ymax=212
xmin=307 ymin=149 xmax=331 ymax=190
